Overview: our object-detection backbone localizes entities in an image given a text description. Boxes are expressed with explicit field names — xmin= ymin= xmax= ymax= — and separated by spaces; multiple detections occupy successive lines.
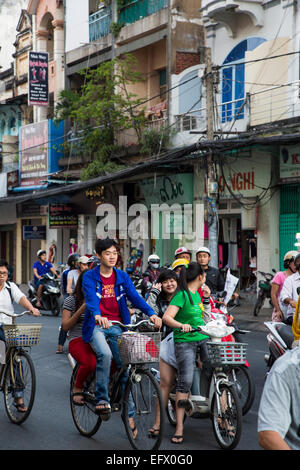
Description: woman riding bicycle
xmin=163 ymin=262 xmax=212 ymax=444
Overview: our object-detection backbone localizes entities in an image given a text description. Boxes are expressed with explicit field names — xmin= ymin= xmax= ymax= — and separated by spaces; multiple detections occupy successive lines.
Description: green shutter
xmin=279 ymin=184 xmax=300 ymax=270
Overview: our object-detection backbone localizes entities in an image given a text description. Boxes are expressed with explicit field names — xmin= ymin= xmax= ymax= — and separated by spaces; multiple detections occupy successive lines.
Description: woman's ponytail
xmin=179 ymin=262 xmax=204 ymax=305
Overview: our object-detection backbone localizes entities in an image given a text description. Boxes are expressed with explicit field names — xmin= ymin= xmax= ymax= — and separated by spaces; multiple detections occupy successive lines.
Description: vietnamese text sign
xmin=28 ymin=51 xmax=49 ymax=106
xmin=20 ymin=120 xmax=48 ymax=187
xmin=49 ymin=203 xmax=78 ymax=229
xmin=23 ymin=225 xmax=46 ymax=240
xmin=280 ymin=146 xmax=300 ymax=180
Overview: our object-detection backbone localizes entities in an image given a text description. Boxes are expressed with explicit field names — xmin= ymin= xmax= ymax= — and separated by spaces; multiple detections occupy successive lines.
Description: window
xmin=159 ymin=69 xmax=167 ymax=100
xmin=222 ymin=37 xmax=266 ymax=122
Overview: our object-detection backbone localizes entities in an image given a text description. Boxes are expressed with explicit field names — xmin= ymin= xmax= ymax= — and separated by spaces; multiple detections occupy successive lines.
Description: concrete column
xmin=77 ymin=215 xmax=85 ymax=256
xmin=52 ymin=20 xmax=65 ymax=99
xmin=15 ymin=219 xmax=22 ymax=285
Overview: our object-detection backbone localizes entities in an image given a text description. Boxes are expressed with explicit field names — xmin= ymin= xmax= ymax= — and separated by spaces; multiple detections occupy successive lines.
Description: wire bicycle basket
xmin=117 ymin=331 xmax=161 ymax=364
xmin=3 ymin=324 xmax=42 ymax=347
xmin=206 ymin=341 xmax=247 ymax=367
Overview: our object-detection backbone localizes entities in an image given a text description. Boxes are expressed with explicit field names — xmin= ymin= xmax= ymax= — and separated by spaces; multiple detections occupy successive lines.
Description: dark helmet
xmin=67 ymin=253 xmax=80 ymax=268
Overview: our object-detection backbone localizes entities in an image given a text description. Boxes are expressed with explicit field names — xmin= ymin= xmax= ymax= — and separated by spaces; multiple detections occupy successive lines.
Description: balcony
xmin=201 ymin=0 xmax=264 ymax=37
xmin=119 ymin=0 xmax=168 ymax=25
xmin=89 ymin=5 xmax=112 ymax=42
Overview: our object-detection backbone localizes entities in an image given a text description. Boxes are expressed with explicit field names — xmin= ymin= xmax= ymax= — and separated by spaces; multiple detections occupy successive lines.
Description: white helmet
xmin=148 ymin=254 xmax=160 ymax=263
xmin=174 ymin=246 xmax=191 ymax=258
xmin=196 ymin=246 xmax=211 ymax=256
xmin=37 ymin=249 xmax=46 ymax=257
xmin=284 ymin=250 xmax=298 ymax=262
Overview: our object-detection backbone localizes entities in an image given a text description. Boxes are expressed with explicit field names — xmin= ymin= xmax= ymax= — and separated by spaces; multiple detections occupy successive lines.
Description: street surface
xmin=0 ymin=304 xmax=268 ymax=451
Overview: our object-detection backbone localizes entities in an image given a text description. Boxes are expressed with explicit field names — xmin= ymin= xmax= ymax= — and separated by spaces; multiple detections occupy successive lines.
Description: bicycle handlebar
xmin=0 ymin=310 xmax=33 ymax=318
xmin=109 ymin=319 xmax=154 ymax=329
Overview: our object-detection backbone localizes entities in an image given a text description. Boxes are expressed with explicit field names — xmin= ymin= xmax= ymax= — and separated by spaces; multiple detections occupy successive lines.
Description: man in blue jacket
xmin=82 ymin=238 xmax=162 ymax=424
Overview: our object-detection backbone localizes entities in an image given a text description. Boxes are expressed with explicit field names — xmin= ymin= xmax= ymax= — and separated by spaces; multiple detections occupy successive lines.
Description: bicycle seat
xmin=275 ymin=323 xmax=294 ymax=349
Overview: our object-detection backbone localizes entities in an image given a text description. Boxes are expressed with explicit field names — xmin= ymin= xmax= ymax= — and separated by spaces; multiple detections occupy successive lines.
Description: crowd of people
xmin=3 ymin=238 xmax=300 ymax=449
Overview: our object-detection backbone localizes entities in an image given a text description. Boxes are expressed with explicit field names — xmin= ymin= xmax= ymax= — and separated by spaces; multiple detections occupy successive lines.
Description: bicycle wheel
xmin=228 ymin=365 xmax=255 ymax=415
xmin=123 ymin=368 xmax=164 ymax=451
xmin=3 ymin=349 xmax=35 ymax=424
xmin=70 ymin=364 xmax=102 ymax=437
xmin=211 ymin=383 xmax=242 ymax=450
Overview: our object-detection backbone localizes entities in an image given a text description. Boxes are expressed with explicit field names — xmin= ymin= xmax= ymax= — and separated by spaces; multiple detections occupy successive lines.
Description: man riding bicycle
xmin=0 ymin=259 xmax=40 ymax=411
xmin=82 ymin=238 xmax=162 ymax=425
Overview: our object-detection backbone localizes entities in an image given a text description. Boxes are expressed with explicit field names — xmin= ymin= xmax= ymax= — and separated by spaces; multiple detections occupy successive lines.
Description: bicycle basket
xmin=3 ymin=324 xmax=42 ymax=347
xmin=117 ymin=331 xmax=161 ymax=364
xmin=206 ymin=341 xmax=247 ymax=366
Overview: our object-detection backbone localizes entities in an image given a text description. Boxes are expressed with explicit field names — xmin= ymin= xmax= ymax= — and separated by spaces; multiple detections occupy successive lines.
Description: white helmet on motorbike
xmin=148 ymin=254 xmax=160 ymax=269
xmin=196 ymin=246 xmax=211 ymax=256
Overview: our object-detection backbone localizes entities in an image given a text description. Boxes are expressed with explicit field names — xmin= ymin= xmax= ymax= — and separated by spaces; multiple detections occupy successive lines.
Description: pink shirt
xmin=271 ymin=271 xmax=287 ymax=320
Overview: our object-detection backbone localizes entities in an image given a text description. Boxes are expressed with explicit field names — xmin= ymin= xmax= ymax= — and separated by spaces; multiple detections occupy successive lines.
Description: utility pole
xmin=204 ymin=47 xmax=218 ymax=268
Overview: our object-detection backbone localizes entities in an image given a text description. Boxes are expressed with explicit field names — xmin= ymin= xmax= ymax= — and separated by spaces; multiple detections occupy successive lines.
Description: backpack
xmin=6 ymin=281 xmax=13 ymax=304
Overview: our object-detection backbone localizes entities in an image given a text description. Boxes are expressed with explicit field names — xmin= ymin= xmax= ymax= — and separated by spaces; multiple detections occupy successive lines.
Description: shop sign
xmin=19 ymin=120 xmax=48 ymax=188
xmin=49 ymin=203 xmax=78 ymax=229
xmin=280 ymin=146 xmax=300 ymax=180
xmin=140 ymin=174 xmax=194 ymax=207
xmin=28 ymin=51 xmax=49 ymax=106
xmin=23 ymin=225 xmax=46 ymax=240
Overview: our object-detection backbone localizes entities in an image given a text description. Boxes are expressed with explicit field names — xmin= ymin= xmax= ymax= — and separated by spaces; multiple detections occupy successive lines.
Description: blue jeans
xmin=0 ymin=326 xmax=24 ymax=399
xmin=89 ymin=324 xmax=134 ymax=417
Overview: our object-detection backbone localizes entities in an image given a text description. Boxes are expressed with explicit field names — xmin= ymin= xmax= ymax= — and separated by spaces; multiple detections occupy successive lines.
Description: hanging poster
xmin=28 ymin=51 xmax=49 ymax=106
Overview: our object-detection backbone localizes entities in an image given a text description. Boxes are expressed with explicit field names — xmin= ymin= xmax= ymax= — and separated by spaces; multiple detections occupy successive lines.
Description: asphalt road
xmin=0 ymin=304 xmax=269 ymax=452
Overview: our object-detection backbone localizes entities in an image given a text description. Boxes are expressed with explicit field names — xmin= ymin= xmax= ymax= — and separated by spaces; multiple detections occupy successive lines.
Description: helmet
xmin=174 ymin=246 xmax=191 ymax=258
xmin=67 ymin=253 xmax=80 ymax=268
xmin=37 ymin=250 xmax=46 ymax=258
xmin=148 ymin=254 xmax=160 ymax=263
xmin=196 ymin=246 xmax=211 ymax=256
xmin=294 ymin=252 xmax=300 ymax=266
xmin=171 ymin=258 xmax=189 ymax=270
xmin=284 ymin=251 xmax=298 ymax=262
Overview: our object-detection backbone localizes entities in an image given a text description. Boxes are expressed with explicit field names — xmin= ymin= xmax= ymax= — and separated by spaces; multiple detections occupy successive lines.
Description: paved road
xmin=0 ymin=305 xmax=269 ymax=451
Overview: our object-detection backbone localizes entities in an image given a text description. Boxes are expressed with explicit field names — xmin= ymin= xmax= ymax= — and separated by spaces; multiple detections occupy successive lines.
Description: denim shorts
xmin=174 ymin=340 xmax=209 ymax=394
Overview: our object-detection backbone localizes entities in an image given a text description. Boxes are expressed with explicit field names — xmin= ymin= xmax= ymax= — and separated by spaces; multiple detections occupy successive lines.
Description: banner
xmin=49 ymin=203 xmax=78 ymax=229
xmin=28 ymin=51 xmax=49 ymax=106
xmin=19 ymin=120 xmax=48 ymax=188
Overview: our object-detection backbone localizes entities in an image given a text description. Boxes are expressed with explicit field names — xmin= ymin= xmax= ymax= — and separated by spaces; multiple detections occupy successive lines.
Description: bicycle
xmin=69 ymin=319 xmax=164 ymax=450
xmin=166 ymin=320 xmax=244 ymax=450
xmin=0 ymin=310 xmax=42 ymax=424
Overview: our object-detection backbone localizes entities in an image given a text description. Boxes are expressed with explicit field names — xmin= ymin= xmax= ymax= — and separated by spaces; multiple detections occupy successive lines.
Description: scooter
xmin=253 ymin=270 xmax=276 ymax=316
xmin=28 ymin=272 xmax=61 ymax=316
xmin=264 ymin=321 xmax=294 ymax=373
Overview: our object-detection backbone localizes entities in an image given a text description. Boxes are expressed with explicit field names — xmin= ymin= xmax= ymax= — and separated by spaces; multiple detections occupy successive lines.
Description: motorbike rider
xmin=196 ymin=246 xmax=225 ymax=295
xmin=174 ymin=247 xmax=192 ymax=262
xmin=32 ymin=250 xmax=59 ymax=308
xmin=280 ymin=252 xmax=300 ymax=325
xmin=141 ymin=254 xmax=161 ymax=297
xmin=271 ymin=251 xmax=297 ymax=322
xmin=171 ymin=258 xmax=189 ymax=276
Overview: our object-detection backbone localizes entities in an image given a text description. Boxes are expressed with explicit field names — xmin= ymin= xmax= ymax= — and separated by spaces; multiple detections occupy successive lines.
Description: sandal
xmin=130 ymin=425 xmax=138 ymax=440
xmin=72 ymin=392 xmax=84 ymax=406
xmin=56 ymin=348 xmax=63 ymax=354
xmin=95 ymin=402 xmax=111 ymax=421
xmin=149 ymin=427 xmax=160 ymax=438
xmin=171 ymin=434 xmax=184 ymax=444
xmin=14 ymin=400 xmax=27 ymax=413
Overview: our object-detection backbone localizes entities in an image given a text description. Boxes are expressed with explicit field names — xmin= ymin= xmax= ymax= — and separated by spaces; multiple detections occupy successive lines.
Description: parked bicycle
xmin=0 ymin=310 xmax=42 ymax=424
xmin=69 ymin=319 xmax=164 ymax=450
xmin=166 ymin=319 xmax=246 ymax=450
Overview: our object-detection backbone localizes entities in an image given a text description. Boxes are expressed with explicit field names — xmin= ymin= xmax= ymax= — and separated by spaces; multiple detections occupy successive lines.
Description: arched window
xmin=222 ymin=37 xmax=266 ymax=122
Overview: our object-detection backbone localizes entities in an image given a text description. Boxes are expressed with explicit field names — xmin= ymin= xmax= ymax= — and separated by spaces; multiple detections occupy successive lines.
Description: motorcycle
xmin=253 ymin=270 xmax=276 ymax=316
xmin=28 ymin=272 xmax=61 ymax=316
xmin=264 ymin=321 xmax=294 ymax=373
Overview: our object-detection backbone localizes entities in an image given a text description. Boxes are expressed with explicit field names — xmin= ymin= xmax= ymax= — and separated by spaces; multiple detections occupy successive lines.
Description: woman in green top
xmin=163 ymin=262 xmax=212 ymax=444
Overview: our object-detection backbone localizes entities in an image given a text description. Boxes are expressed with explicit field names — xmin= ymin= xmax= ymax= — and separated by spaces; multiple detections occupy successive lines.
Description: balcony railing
xmin=89 ymin=6 xmax=112 ymax=42
xmin=119 ymin=0 xmax=168 ymax=25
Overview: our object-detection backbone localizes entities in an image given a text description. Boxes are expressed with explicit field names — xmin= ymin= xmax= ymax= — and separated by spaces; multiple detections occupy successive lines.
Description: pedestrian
xmin=196 ymin=246 xmax=225 ymax=294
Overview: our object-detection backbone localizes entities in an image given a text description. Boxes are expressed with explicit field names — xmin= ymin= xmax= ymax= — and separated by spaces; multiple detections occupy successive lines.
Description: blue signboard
xmin=23 ymin=225 xmax=46 ymax=240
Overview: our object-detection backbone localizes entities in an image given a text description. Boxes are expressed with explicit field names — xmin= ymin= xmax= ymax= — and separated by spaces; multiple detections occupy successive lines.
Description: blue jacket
xmin=82 ymin=266 xmax=156 ymax=343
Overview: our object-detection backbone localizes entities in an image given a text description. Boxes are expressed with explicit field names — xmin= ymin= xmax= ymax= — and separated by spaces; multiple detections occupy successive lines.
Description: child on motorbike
xmin=162 ymin=262 xmax=211 ymax=444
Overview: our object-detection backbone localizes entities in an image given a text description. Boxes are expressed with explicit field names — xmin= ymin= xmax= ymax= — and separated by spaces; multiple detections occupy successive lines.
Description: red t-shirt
xmin=99 ymin=271 xmax=122 ymax=322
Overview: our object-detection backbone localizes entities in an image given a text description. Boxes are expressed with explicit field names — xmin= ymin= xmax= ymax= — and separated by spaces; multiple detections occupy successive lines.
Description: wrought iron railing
xmin=89 ymin=6 xmax=112 ymax=42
